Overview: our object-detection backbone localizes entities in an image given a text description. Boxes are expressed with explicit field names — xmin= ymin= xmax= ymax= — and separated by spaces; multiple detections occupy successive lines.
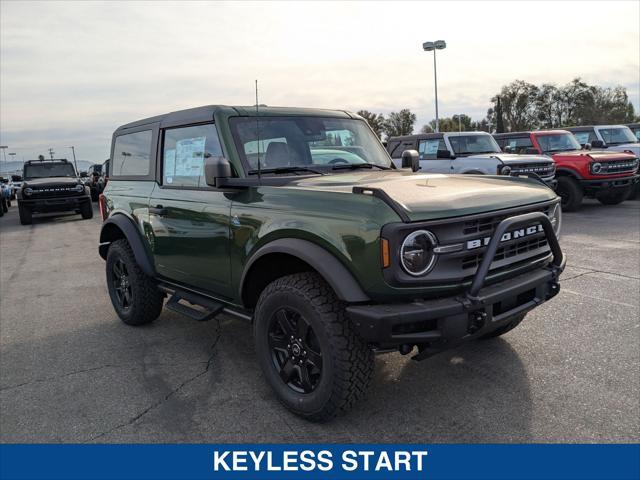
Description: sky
xmin=1 ymin=0 xmax=639 ymax=163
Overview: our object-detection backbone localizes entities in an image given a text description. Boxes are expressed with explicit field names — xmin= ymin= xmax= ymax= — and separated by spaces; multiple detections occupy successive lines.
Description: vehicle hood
xmin=288 ymin=171 xmax=556 ymax=222
xmin=551 ymin=150 xmax=636 ymax=161
xmin=471 ymin=153 xmax=554 ymax=165
xmin=23 ymin=176 xmax=81 ymax=187
xmin=606 ymin=143 xmax=640 ymax=156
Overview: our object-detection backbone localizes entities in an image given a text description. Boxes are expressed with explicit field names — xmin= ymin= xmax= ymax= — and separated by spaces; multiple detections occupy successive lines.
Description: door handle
xmin=149 ymin=205 xmax=168 ymax=216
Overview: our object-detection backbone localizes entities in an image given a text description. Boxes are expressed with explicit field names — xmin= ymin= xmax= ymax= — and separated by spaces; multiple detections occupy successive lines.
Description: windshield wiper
xmin=331 ymin=163 xmax=391 ymax=171
xmin=247 ymin=166 xmax=325 ymax=176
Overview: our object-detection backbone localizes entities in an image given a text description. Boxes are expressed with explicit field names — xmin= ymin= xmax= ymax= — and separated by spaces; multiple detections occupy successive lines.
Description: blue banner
xmin=0 ymin=444 xmax=638 ymax=480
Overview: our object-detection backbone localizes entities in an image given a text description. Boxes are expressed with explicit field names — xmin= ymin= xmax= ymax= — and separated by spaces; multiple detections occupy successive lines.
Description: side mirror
xmin=591 ymin=140 xmax=605 ymax=148
xmin=204 ymin=156 xmax=232 ymax=186
xmin=503 ymin=145 xmax=513 ymax=153
xmin=80 ymin=171 xmax=88 ymax=178
xmin=436 ymin=149 xmax=454 ymax=159
xmin=583 ymin=143 xmax=592 ymax=150
xmin=401 ymin=150 xmax=420 ymax=172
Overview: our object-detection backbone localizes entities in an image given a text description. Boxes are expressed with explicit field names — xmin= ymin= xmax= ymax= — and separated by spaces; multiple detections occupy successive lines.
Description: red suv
xmin=494 ymin=130 xmax=639 ymax=211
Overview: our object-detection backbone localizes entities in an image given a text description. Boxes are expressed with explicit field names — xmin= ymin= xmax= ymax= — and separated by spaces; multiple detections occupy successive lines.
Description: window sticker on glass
xmin=164 ymin=149 xmax=176 ymax=177
xmin=175 ymin=137 xmax=206 ymax=177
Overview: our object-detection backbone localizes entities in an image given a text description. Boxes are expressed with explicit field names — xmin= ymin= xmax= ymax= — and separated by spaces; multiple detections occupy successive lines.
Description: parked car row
xmin=80 ymin=160 xmax=109 ymax=201
xmin=387 ymin=124 xmax=640 ymax=211
xmin=0 ymin=177 xmax=13 ymax=217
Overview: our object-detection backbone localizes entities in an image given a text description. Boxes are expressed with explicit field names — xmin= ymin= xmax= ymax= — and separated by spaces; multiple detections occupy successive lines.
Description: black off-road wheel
xmin=18 ymin=203 xmax=32 ymax=225
xmin=479 ymin=312 xmax=526 ymax=339
xmin=106 ymin=239 xmax=163 ymax=326
xmin=1 ymin=198 xmax=7 ymax=213
xmin=254 ymin=272 xmax=374 ymax=422
xmin=80 ymin=201 xmax=94 ymax=219
xmin=556 ymin=176 xmax=583 ymax=211
xmin=597 ymin=187 xmax=631 ymax=205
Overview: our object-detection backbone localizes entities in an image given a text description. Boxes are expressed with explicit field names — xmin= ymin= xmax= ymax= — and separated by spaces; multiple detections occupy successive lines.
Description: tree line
xmin=359 ymin=78 xmax=639 ymax=138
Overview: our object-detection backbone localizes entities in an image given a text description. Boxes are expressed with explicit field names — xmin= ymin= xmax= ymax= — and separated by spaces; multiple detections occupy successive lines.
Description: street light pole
xmin=69 ymin=146 xmax=79 ymax=174
xmin=0 ymin=146 xmax=7 ymax=164
xmin=422 ymin=40 xmax=447 ymax=133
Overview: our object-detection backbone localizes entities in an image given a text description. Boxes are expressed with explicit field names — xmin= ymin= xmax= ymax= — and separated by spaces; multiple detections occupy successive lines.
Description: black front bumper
xmin=347 ymin=211 xmax=565 ymax=360
xmin=19 ymin=195 xmax=91 ymax=213
xmin=580 ymin=174 xmax=639 ymax=193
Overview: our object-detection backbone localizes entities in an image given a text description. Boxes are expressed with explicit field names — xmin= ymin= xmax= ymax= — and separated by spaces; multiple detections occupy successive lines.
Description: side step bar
xmin=160 ymin=286 xmax=224 ymax=321
xmin=157 ymin=283 xmax=253 ymax=323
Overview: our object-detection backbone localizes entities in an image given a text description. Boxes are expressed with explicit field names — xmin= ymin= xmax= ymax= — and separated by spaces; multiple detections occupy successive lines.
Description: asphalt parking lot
xmin=0 ymin=199 xmax=638 ymax=443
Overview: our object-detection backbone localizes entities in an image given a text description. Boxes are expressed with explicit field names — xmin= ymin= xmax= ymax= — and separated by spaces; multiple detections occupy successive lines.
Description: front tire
xmin=254 ymin=272 xmax=374 ymax=422
xmin=597 ymin=187 xmax=631 ymax=205
xmin=556 ymin=176 xmax=583 ymax=211
xmin=106 ymin=239 xmax=163 ymax=326
xmin=80 ymin=201 xmax=94 ymax=219
xmin=18 ymin=203 xmax=32 ymax=225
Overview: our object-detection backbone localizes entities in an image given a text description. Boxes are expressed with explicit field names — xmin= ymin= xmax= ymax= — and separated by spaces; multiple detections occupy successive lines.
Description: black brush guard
xmin=346 ymin=211 xmax=565 ymax=360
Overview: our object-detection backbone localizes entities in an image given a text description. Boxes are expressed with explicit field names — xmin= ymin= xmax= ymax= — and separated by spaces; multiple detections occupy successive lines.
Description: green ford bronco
xmin=99 ymin=105 xmax=565 ymax=421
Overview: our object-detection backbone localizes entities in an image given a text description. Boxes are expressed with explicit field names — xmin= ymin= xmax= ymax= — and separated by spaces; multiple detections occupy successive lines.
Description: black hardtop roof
xmin=388 ymin=131 xmax=492 ymax=142
xmin=493 ymin=130 xmax=573 ymax=138
xmin=115 ymin=105 xmax=356 ymax=132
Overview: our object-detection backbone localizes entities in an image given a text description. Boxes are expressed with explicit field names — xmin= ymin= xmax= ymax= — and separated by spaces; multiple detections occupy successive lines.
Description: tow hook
xmin=547 ymin=282 xmax=560 ymax=299
xmin=468 ymin=310 xmax=487 ymax=334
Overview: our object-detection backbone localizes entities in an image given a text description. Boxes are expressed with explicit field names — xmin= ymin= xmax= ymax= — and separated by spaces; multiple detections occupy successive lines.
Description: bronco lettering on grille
xmin=466 ymin=224 xmax=543 ymax=250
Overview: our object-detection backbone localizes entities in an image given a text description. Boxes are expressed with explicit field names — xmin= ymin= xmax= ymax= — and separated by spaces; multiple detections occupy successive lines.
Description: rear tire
xmin=80 ymin=201 xmax=94 ymax=219
xmin=106 ymin=239 xmax=163 ymax=326
xmin=18 ymin=203 xmax=32 ymax=225
xmin=597 ymin=187 xmax=631 ymax=205
xmin=480 ymin=313 xmax=526 ymax=339
xmin=254 ymin=272 xmax=374 ymax=422
xmin=556 ymin=176 xmax=583 ymax=211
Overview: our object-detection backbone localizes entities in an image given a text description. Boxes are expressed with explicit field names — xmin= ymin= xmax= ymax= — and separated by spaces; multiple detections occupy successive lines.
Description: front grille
xmin=592 ymin=158 xmax=639 ymax=175
xmin=462 ymin=236 xmax=549 ymax=270
xmin=462 ymin=205 xmax=551 ymax=236
xmin=28 ymin=185 xmax=82 ymax=198
xmin=509 ymin=163 xmax=555 ymax=177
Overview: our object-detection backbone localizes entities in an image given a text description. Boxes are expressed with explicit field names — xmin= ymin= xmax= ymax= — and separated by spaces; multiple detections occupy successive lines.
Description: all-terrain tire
xmin=80 ymin=201 xmax=94 ymax=219
xmin=1 ymin=198 xmax=7 ymax=213
xmin=254 ymin=272 xmax=374 ymax=422
xmin=18 ymin=203 xmax=32 ymax=225
xmin=479 ymin=312 xmax=527 ymax=339
xmin=597 ymin=187 xmax=631 ymax=206
xmin=106 ymin=239 xmax=163 ymax=326
xmin=556 ymin=176 xmax=583 ymax=212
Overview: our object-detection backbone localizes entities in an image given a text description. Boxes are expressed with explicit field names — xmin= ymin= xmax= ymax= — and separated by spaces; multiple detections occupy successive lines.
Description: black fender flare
xmin=99 ymin=213 xmax=156 ymax=277
xmin=240 ymin=238 xmax=370 ymax=303
xmin=555 ymin=167 xmax=582 ymax=179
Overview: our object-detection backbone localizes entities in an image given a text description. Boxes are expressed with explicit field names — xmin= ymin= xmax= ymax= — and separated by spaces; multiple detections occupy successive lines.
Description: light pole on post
xmin=0 ymin=146 xmax=7 ymax=164
xmin=69 ymin=146 xmax=79 ymax=175
xmin=422 ymin=40 xmax=446 ymax=133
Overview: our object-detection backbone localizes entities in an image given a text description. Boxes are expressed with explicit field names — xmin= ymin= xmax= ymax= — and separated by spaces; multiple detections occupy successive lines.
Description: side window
xmin=418 ymin=139 xmax=446 ymax=160
xmin=162 ymin=124 xmax=223 ymax=188
xmin=387 ymin=141 xmax=401 ymax=158
xmin=572 ymin=132 xmax=590 ymax=145
xmin=504 ymin=136 xmax=534 ymax=154
xmin=112 ymin=130 xmax=152 ymax=176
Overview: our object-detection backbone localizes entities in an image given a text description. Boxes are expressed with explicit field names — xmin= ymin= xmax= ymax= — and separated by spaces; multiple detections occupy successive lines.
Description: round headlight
xmin=75 ymin=184 xmax=84 ymax=193
xmin=24 ymin=187 xmax=33 ymax=196
xmin=400 ymin=230 xmax=438 ymax=276
xmin=501 ymin=165 xmax=512 ymax=175
xmin=591 ymin=162 xmax=602 ymax=174
xmin=549 ymin=202 xmax=562 ymax=237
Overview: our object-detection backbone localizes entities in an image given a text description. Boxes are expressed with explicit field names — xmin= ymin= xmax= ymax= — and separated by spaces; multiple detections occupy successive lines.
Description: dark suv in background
xmin=83 ymin=163 xmax=104 ymax=201
xmin=17 ymin=159 xmax=93 ymax=225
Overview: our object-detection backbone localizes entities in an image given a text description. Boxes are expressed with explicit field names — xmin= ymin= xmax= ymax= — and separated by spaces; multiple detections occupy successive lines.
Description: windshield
xmin=448 ymin=134 xmax=500 ymax=155
xmin=536 ymin=133 xmax=582 ymax=153
xmin=597 ymin=127 xmax=637 ymax=145
xmin=230 ymin=117 xmax=392 ymax=174
xmin=24 ymin=163 xmax=76 ymax=179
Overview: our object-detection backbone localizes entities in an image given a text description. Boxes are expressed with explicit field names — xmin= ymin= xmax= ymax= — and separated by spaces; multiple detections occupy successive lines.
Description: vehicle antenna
xmin=255 ymin=79 xmax=261 ymax=181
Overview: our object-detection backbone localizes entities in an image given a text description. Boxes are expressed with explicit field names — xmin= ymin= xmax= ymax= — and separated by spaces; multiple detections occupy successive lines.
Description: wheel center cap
xmin=291 ymin=344 xmax=301 ymax=356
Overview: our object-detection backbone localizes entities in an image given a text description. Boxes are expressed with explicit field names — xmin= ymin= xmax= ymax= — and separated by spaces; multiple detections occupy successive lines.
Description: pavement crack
xmin=86 ymin=320 xmax=222 ymax=443
xmin=0 ymin=365 xmax=121 ymax=392
xmin=563 ymin=265 xmax=640 ymax=282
